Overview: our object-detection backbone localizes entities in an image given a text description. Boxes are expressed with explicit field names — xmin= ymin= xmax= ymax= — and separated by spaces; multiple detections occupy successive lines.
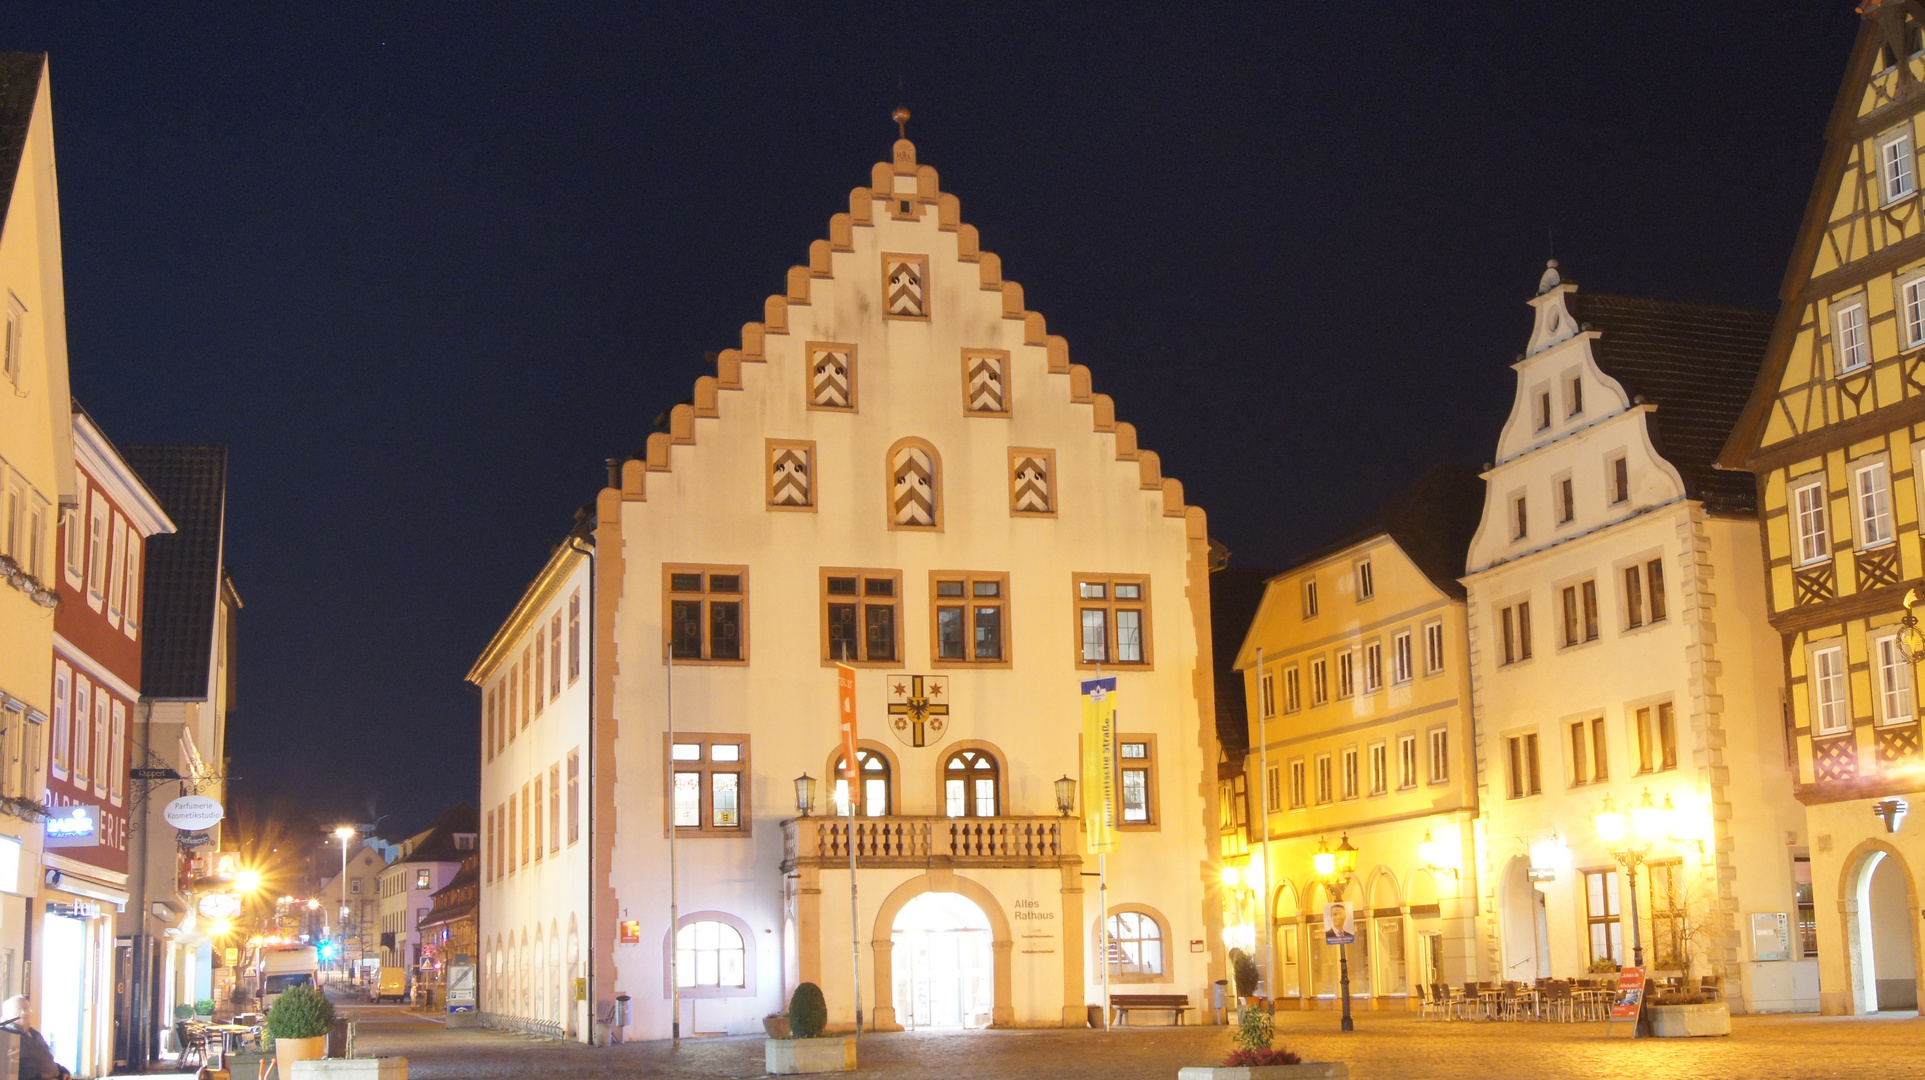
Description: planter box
xmin=290 ymin=1059 xmax=409 ymax=1079
xmin=766 ymin=1036 xmax=856 ymax=1074
xmin=1179 ymin=1065 xmax=1348 ymax=1080
xmin=1648 ymin=1002 xmax=1730 ymax=1038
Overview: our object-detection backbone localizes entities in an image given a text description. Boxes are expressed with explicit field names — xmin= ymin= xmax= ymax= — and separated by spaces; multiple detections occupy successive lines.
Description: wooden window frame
xmin=663 ymin=564 xmax=750 ymax=666
xmin=1072 ymin=573 xmax=1153 ymax=669
xmin=1557 ymin=474 xmax=1575 ymax=525
xmin=1427 ymin=726 xmax=1450 ymax=785
xmin=1367 ymin=740 xmax=1388 ymax=796
xmin=929 ymin=571 xmax=1012 ymax=668
xmin=1289 ymin=757 xmax=1306 ymax=809
xmin=1608 ymin=455 xmax=1629 ymax=505
xmin=1811 ymin=643 xmax=1851 ymax=735
xmin=819 ymin=567 xmax=903 ymax=667
xmin=1363 ymin=640 xmax=1383 ymax=693
xmin=1337 ymin=649 xmax=1355 ymax=699
xmin=1422 ymin=620 xmax=1445 ymax=675
xmin=1339 ymin=746 xmax=1359 ymax=800
xmin=829 ymin=741 xmax=898 ymax=817
xmin=1854 ymin=458 xmax=1896 ymax=550
xmin=1310 ymin=656 xmax=1328 ymax=706
xmin=1283 ymin=665 xmax=1301 ymax=712
xmin=1314 ymin=753 xmax=1333 ymax=805
xmin=533 ymin=629 xmax=546 ymax=717
xmin=568 ymin=589 xmax=582 ymax=684
xmin=1876 ymin=632 xmax=1916 ymax=725
xmin=1834 ymin=299 xmax=1871 ymax=374
xmin=1302 ymin=578 xmax=1319 ymax=619
xmin=548 ymin=762 xmax=562 ymax=853
xmin=1118 ymin=733 xmax=1159 ymax=830
xmin=1355 ymin=558 xmax=1374 ymax=601
xmin=941 ymin=744 xmax=1003 ymax=818
xmin=1397 ymin=733 xmax=1418 ymax=790
xmin=1392 ymin=630 xmax=1413 ymax=685
xmin=1584 ymin=869 xmax=1623 ymax=967
xmin=1512 ymin=493 xmax=1528 ymax=541
xmin=1506 ymin=732 xmax=1541 ymax=799
xmin=1792 ymin=477 xmax=1830 ymax=567
xmin=1633 ymin=701 xmax=1678 ymax=774
xmin=663 ymin=733 xmax=752 ymax=838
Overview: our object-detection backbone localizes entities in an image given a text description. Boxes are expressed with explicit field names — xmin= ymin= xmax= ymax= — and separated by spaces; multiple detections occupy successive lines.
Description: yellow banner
xmin=1081 ymin=677 xmax=1118 ymax=853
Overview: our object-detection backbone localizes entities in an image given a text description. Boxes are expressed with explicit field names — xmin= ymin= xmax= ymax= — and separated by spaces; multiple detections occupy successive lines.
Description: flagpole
xmin=838 ymin=651 xmax=862 ymax=1040
xmin=666 ymin=642 xmax=681 ymax=1048
xmin=1256 ymin=646 xmax=1271 ymax=1004
xmin=1097 ymin=662 xmax=1110 ymax=1033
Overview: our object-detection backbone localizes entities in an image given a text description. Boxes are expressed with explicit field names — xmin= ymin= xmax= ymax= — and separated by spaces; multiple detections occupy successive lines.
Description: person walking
xmin=0 ymin=996 xmax=70 ymax=1080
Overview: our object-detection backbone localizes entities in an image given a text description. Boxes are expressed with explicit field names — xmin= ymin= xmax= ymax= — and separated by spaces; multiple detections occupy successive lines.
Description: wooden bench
xmin=1109 ymin=993 xmax=1195 ymax=1026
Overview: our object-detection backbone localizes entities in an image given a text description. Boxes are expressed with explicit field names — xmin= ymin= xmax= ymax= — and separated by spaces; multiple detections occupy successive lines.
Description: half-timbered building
xmin=1720 ymin=0 xmax=1925 ymax=1015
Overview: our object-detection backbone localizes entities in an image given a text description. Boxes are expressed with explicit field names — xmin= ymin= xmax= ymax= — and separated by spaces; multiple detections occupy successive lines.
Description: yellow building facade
xmin=1721 ymin=2 xmax=1925 ymax=1015
xmin=1231 ymin=467 xmax=1484 ymax=1008
xmin=0 ymin=52 xmax=76 ymax=1006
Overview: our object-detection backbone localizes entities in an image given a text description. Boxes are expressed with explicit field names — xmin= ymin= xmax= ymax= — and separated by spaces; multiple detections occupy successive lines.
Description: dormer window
xmin=1535 ymin=391 xmax=1552 ymax=432
xmin=1609 ymin=456 xmax=1630 ymax=505
xmin=1881 ymin=128 xmax=1917 ymax=205
xmin=1835 ymin=301 xmax=1870 ymax=374
xmin=1567 ymin=375 xmax=1583 ymax=417
xmin=1513 ymin=495 xmax=1529 ymax=541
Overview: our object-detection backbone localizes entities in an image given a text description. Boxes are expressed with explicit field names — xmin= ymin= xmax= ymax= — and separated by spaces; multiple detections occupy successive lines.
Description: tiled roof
xmin=398 ymin=804 xmax=477 ymax=864
xmin=123 ymin=446 xmax=227 ymax=699
xmin=1286 ymin=465 xmax=1487 ymax=599
xmin=1209 ymin=567 xmax=1272 ymax=766
xmin=0 ymin=54 xmax=42 ymax=238
xmin=1566 ymin=293 xmax=1773 ymax=515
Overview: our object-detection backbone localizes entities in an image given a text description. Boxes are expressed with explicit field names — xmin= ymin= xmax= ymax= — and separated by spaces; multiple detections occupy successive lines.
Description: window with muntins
xmin=567 ymin=590 xmax=582 ymax=683
xmin=1289 ymin=759 xmax=1306 ymax=809
xmin=1877 ymin=634 xmax=1915 ymax=725
xmin=1428 ymin=727 xmax=1449 ymax=783
xmin=1423 ymin=621 xmax=1444 ymax=674
xmin=567 ymin=749 xmax=581 ymax=845
xmin=944 ymin=748 xmax=1000 ymax=817
xmin=1585 ymin=870 xmax=1623 ymax=967
xmin=1315 ymin=754 xmax=1332 ymax=804
xmin=1302 ymin=579 xmax=1319 ymax=619
xmin=1855 ymin=461 xmax=1895 ymax=548
xmin=1363 ymin=642 xmax=1382 ymax=693
xmin=1561 ymin=581 xmax=1599 ymax=646
xmin=1368 ymin=741 xmax=1388 ymax=795
xmin=1609 ymin=456 xmax=1629 ymax=504
xmin=933 ymin=572 xmax=1007 ymax=664
xmin=668 ymin=734 xmax=749 ymax=835
xmin=1340 ymin=746 xmax=1359 ymax=800
xmin=1793 ymin=481 xmax=1830 ymax=565
xmin=1106 ymin=912 xmax=1164 ymax=977
xmin=1813 ymin=646 xmax=1850 ymax=735
xmin=1835 ymin=302 xmax=1870 ymax=373
xmin=1284 ymin=666 xmax=1301 ymax=712
xmin=1337 ymin=650 xmax=1355 ymax=698
xmin=1076 ymin=576 xmax=1150 ymax=666
xmin=1884 ymin=130 xmax=1917 ymax=204
xmin=824 ymin=569 xmax=900 ymax=664
xmin=666 ymin=567 xmax=746 ymax=663
xmin=1507 ymin=733 xmax=1541 ymax=798
xmin=1500 ymin=601 xmax=1533 ymax=664
xmin=675 ymin=920 xmax=747 ymax=991
xmin=1634 ymin=703 xmax=1677 ymax=774
xmin=1392 ymin=631 xmax=1413 ymax=684
xmin=1356 ymin=559 xmax=1374 ymax=601
xmin=1310 ymin=657 xmax=1328 ymax=705
xmin=833 ymin=747 xmax=892 ymax=816
xmin=1570 ymin=717 xmax=1607 ymax=785
xmin=1398 ymin=734 xmax=1417 ymax=789
xmin=1905 ymin=277 xmax=1925 ymax=348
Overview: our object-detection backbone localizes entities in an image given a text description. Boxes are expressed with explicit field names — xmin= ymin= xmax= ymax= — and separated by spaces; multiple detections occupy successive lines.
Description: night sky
xmin=7 ymin=5 xmax=1859 ymax=837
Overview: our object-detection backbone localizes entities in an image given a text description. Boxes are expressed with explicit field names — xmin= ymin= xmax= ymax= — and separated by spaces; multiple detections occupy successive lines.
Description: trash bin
xmin=1087 ymin=1003 xmax=1103 ymax=1029
xmin=1213 ymin=979 xmax=1229 ymax=1025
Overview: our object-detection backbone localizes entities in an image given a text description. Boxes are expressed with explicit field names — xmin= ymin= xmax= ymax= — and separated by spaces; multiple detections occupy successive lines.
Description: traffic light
xmin=318 ymin=940 xmax=337 ymax=961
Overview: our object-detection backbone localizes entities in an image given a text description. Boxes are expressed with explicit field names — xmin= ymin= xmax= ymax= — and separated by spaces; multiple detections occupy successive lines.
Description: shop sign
xmin=43 ymin=805 xmax=99 ymax=849
xmin=177 ymin=831 xmax=212 ymax=849
xmin=162 ymin=795 xmax=224 ymax=830
xmin=45 ymin=901 xmax=99 ymax=919
xmin=198 ymin=892 xmax=243 ymax=919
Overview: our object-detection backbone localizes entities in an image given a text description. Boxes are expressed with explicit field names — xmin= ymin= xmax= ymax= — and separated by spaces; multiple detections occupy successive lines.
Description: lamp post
xmin=1313 ymin=834 xmax=1359 ymax=1032
xmin=1592 ymin=789 xmax=1673 ymax=968
xmin=794 ymin=774 xmax=816 ymax=817
xmin=333 ymin=825 xmax=355 ymax=983
xmin=1055 ymin=776 xmax=1076 ymax=818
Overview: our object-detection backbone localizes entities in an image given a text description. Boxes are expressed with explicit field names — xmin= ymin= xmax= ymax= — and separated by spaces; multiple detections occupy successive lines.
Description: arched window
xmin=675 ymin=920 xmax=747 ymax=991
xmin=833 ymin=748 xmax=892 ymax=817
xmin=944 ymin=748 xmax=999 ymax=817
xmin=1106 ymin=911 xmax=1165 ymax=977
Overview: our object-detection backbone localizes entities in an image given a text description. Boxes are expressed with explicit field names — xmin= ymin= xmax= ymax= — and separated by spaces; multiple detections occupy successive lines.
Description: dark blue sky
xmin=8 ymin=5 xmax=1859 ymax=835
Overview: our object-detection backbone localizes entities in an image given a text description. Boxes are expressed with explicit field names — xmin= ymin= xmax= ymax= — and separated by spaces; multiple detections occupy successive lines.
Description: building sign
xmin=42 ymin=806 xmax=99 ymax=849
xmin=1080 ymin=677 xmax=1118 ymax=854
xmin=198 ymin=893 xmax=243 ymax=919
xmin=618 ymin=919 xmax=640 ymax=944
xmin=1013 ymin=898 xmax=1055 ymax=954
xmin=162 ymin=795 xmax=224 ymax=830
xmin=885 ymin=674 xmax=948 ymax=747
xmin=447 ymin=963 xmax=477 ymax=1009
xmin=177 ymin=831 xmax=212 ymax=849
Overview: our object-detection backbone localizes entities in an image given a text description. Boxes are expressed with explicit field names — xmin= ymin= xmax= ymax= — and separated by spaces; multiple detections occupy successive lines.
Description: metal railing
xmin=477 ymin=1011 xmax=567 ymax=1040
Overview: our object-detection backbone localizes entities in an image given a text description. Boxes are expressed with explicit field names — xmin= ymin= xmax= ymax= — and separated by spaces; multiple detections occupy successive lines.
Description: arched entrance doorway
xmin=890 ymin=893 xmax=994 ymax=1029
xmin=1498 ymin=857 xmax=1550 ymax=981
xmin=1849 ymin=847 xmax=1919 ymax=1013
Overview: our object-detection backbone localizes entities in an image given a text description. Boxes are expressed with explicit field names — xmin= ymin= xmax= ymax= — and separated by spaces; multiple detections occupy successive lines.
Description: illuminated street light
xmin=1593 ymin=789 xmax=1670 ymax=968
xmin=235 ymin=869 xmax=262 ymax=893
xmin=1313 ymin=835 xmax=1358 ymax=1033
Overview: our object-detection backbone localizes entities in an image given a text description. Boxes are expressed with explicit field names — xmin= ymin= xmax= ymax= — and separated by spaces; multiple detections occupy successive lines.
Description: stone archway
xmin=1840 ymin=839 xmax=1921 ymax=1014
xmin=871 ymin=870 xmax=1013 ymax=1030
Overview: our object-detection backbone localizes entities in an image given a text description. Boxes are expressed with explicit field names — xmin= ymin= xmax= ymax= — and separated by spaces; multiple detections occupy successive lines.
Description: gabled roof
xmin=1283 ymin=465 xmax=1487 ymax=600
xmin=1565 ymin=294 xmax=1773 ymax=514
xmin=0 ymin=54 xmax=43 ymax=239
xmin=393 ymin=804 xmax=477 ymax=865
xmin=1209 ymin=567 xmax=1271 ymax=766
xmin=123 ymin=446 xmax=228 ymax=699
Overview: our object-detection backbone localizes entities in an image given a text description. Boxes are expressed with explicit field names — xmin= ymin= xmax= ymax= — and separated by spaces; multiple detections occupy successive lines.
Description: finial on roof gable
xmin=1536 ymin=259 xmax=1562 ymax=297
xmin=893 ymin=105 xmax=910 ymax=140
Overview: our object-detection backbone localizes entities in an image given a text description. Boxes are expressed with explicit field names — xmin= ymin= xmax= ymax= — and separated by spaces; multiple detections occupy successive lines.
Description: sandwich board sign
xmin=1323 ymin=902 xmax=1356 ymax=945
xmin=1606 ymin=966 xmax=1647 ymax=1037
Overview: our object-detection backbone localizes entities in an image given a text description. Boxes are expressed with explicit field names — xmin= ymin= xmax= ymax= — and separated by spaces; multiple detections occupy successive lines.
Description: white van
xmin=255 ymin=945 xmax=319 ymax=1011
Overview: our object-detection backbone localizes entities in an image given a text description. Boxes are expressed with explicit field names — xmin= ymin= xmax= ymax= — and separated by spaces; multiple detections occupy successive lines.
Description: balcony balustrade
xmin=781 ymin=814 xmax=1071 ymax=871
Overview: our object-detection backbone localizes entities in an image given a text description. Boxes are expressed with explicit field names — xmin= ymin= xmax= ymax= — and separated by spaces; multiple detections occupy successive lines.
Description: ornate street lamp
xmin=794 ymin=774 xmax=817 ymax=817
xmin=1054 ymin=775 xmax=1077 ymax=818
xmin=1416 ymin=829 xmax=1459 ymax=881
xmin=1313 ymin=834 xmax=1359 ymax=1033
xmin=1593 ymin=789 xmax=1672 ymax=968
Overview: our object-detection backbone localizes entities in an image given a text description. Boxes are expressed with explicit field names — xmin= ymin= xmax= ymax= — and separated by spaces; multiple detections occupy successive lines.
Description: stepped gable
xmin=1565 ymin=293 xmax=1773 ymax=514
xmin=604 ymin=137 xmax=1203 ymax=534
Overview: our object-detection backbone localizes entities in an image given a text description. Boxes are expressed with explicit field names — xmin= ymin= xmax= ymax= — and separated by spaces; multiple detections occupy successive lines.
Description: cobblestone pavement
xmin=342 ymin=1005 xmax=1925 ymax=1079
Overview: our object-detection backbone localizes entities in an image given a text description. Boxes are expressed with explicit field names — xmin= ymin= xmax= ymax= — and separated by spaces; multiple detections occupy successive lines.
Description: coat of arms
xmin=886 ymin=674 xmax=950 ymax=748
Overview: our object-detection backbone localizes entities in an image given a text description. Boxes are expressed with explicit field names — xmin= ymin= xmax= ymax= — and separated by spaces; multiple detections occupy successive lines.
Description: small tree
xmin=265 ymin=983 xmax=335 ymax=1043
xmin=1223 ymin=1005 xmax=1299 ymax=1068
xmin=1228 ymin=948 xmax=1259 ymax=997
xmin=789 ymin=982 xmax=828 ymax=1040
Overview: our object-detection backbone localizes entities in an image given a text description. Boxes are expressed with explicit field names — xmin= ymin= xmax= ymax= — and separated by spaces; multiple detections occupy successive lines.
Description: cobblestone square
xmin=341 ymin=1004 xmax=1925 ymax=1080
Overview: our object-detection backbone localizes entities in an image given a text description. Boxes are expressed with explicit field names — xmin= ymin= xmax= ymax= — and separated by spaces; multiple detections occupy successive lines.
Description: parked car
xmin=369 ymin=966 xmax=408 ymax=1003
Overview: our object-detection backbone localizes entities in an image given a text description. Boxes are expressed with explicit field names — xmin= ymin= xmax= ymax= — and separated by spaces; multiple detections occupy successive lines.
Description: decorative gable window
xmin=1535 ymin=390 xmax=1552 ymax=432
xmin=1302 ymin=579 xmax=1319 ymax=619
xmin=1834 ymin=301 xmax=1870 ymax=374
xmin=1355 ymin=559 xmax=1374 ymax=601
xmin=1881 ymin=128 xmax=1917 ymax=205
xmin=1512 ymin=495 xmax=1528 ymax=541
xmin=1792 ymin=480 xmax=1830 ymax=566
xmin=1854 ymin=460 xmax=1895 ymax=549
xmin=1567 ymin=374 xmax=1583 ymax=417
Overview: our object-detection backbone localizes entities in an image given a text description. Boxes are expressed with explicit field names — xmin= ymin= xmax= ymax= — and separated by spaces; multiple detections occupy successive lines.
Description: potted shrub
xmin=763 ymin=1012 xmax=792 ymax=1038
xmin=1586 ymin=959 xmax=1620 ymax=975
xmin=195 ymin=999 xmax=217 ymax=1019
xmin=765 ymin=982 xmax=854 ymax=1074
xmin=1645 ymin=989 xmax=1730 ymax=1038
xmin=266 ymin=983 xmax=335 ymax=1072
xmin=1178 ymin=1008 xmax=1348 ymax=1079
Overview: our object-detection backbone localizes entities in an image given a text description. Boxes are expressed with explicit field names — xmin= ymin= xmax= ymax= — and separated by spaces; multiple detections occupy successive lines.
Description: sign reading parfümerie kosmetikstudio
xmin=162 ymin=795 xmax=224 ymax=831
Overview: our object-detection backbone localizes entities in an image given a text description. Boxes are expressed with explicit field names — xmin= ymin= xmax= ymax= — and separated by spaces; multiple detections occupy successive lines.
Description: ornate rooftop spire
xmin=1536 ymin=258 xmax=1562 ymax=296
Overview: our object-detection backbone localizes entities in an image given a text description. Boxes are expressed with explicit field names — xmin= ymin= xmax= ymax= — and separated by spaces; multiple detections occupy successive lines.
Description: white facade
xmin=476 ymin=137 xmax=1223 ymax=1042
xmin=474 ymin=544 xmax=592 ymax=1038
xmin=1462 ymin=269 xmax=1813 ymax=1012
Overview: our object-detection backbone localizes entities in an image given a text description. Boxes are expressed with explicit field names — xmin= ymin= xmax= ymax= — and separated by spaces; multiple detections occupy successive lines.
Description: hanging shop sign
xmin=162 ymin=795 xmax=224 ymax=831
xmin=197 ymin=892 xmax=243 ymax=919
xmin=176 ymin=831 xmax=212 ymax=849
xmin=43 ymin=805 xmax=100 ymax=849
